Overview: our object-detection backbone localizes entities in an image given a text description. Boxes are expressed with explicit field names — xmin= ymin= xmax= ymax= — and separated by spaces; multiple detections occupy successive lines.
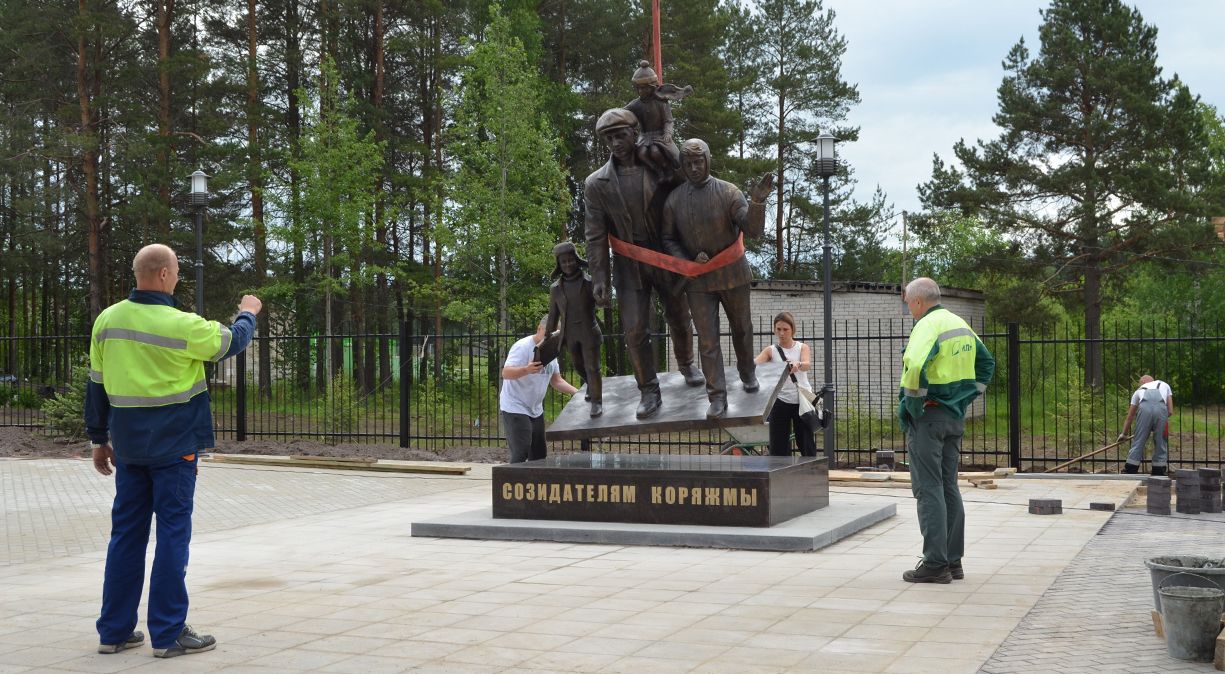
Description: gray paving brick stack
xmin=1089 ymin=502 xmax=1116 ymax=511
xmin=1029 ymin=498 xmax=1063 ymax=515
xmin=1197 ymin=468 xmax=1222 ymax=514
xmin=1174 ymin=469 xmax=1202 ymax=514
xmin=1147 ymin=476 xmax=1172 ymax=515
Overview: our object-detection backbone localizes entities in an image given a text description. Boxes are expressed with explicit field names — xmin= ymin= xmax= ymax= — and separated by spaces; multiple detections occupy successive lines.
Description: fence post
xmin=235 ymin=346 xmax=247 ymax=441
xmin=399 ymin=320 xmax=410 ymax=448
xmin=1007 ymin=322 xmax=1020 ymax=469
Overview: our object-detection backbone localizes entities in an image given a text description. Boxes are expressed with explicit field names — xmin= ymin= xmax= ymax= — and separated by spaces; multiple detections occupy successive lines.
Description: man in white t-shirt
xmin=1117 ymin=375 xmax=1174 ymax=476
xmin=500 ymin=318 xmax=578 ymax=463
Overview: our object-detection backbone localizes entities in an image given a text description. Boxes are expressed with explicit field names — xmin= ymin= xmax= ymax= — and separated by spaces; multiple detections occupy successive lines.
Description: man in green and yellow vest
xmin=86 ymin=244 xmax=261 ymax=657
xmin=898 ymin=278 xmax=995 ymax=584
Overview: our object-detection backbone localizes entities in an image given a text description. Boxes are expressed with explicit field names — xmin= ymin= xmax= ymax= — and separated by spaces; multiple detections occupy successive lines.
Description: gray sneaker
xmin=152 ymin=625 xmax=216 ymax=659
xmin=98 ymin=631 xmax=144 ymax=654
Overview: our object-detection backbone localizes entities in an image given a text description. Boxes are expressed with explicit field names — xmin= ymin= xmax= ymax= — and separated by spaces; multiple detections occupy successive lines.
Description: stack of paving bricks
xmin=1200 ymin=468 xmax=1223 ymax=514
xmin=1028 ymin=499 xmax=1062 ymax=515
xmin=1146 ymin=476 xmax=1171 ymax=515
xmin=1175 ymin=469 xmax=1202 ymax=514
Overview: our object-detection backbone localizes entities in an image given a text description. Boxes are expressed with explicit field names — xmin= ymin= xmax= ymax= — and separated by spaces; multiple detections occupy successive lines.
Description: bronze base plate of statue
xmin=545 ymin=359 xmax=789 ymax=441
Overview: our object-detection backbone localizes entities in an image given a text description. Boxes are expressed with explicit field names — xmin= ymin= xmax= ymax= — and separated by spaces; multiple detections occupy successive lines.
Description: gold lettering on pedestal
xmin=501 ymin=482 xmax=745 ymax=507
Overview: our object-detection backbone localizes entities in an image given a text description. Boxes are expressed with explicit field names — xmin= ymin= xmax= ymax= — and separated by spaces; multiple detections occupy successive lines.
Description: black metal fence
xmin=3 ymin=318 xmax=1224 ymax=470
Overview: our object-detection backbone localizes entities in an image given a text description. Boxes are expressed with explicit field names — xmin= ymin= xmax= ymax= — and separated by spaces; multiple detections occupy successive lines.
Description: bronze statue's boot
xmin=678 ymin=362 xmax=705 ymax=387
xmin=742 ymin=376 xmax=760 ymax=393
xmin=590 ymin=401 xmax=603 ymax=418
xmin=706 ymin=396 xmax=727 ymax=419
xmin=636 ymin=388 xmax=662 ymax=419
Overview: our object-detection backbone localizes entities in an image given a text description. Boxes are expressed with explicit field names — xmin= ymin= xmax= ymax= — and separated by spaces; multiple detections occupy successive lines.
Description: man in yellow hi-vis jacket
xmin=898 ymin=278 xmax=995 ymax=584
xmin=86 ymin=244 xmax=261 ymax=657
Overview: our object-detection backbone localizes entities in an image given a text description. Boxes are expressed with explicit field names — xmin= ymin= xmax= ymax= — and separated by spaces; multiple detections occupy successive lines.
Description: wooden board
xmin=205 ymin=454 xmax=470 ymax=475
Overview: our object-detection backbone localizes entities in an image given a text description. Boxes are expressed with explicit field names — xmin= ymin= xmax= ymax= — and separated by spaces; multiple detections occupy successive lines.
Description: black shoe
xmin=706 ymin=398 xmax=728 ymax=418
xmin=98 ymin=631 xmax=144 ymax=654
xmin=1150 ymin=465 xmax=1167 ymax=477
xmin=678 ymin=363 xmax=705 ymax=387
xmin=636 ymin=390 xmax=661 ymax=419
xmin=1123 ymin=462 xmax=1140 ymax=474
xmin=902 ymin=561 xmax=952 ymax=584
xmin=589 ymin=402 xmax=603 ymax=418
xmin=152 ymin=625 xmax=216 ymax=659
xmin=742 ymin=377 xmax=760 ymax=393
xmin=948 ymin=561 xmax=964 ymax=580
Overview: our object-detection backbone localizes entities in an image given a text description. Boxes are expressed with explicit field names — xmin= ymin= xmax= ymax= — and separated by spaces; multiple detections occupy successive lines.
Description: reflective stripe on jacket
xmin=85 ymin=290 xmax=255 ymax=465
xmin=897 ymin=305 xmax=995 ymax=431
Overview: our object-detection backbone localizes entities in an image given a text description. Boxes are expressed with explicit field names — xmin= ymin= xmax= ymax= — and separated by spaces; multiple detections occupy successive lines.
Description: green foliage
xmin=42 ymin=367 xmax=88 ymax=439
xmin=443 ymin=3 xmax=569 ymax=332
xmin=321 ymin=374 xmax=359 ymax=441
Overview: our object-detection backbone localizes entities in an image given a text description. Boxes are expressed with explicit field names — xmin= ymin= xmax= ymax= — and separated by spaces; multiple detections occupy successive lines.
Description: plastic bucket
xmin=1144 ymin=556 xmax=1225 ymax=611
xmin=1160 ymin=585 xmax=1225 ymax=661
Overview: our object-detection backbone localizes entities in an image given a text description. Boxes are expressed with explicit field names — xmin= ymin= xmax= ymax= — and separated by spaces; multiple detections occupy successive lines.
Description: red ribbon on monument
xmin=607 ymin=233 xmax=745 ymax=279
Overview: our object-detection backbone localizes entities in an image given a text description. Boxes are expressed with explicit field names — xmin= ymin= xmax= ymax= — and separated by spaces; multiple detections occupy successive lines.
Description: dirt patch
xmin=0 ymin=427 xmax=508 ymax=464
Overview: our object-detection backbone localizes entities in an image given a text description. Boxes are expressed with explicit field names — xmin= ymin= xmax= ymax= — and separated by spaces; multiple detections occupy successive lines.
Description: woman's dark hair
xmin=772 ymin=311 xmax=796 ymax=332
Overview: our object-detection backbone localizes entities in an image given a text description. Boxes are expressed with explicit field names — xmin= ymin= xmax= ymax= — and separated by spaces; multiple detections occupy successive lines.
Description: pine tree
xmin=919 ymin=0 xmax=1216 ymax=387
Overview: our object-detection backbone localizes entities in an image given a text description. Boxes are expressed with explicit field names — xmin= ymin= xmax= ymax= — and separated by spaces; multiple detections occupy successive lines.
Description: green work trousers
xmin=907 ymin=406 xmax=965 ymax=567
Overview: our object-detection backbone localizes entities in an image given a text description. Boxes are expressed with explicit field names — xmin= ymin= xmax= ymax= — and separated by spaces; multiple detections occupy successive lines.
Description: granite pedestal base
xmin=411 ymin=500 xmax=895 ymax=552
xmin=493 ymin=453 xmax=828 ymax=527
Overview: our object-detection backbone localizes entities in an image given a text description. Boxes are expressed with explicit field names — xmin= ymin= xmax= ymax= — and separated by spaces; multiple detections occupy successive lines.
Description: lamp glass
xmin=816 ymin=133 xmax=837 ymax=162
xmin=190 ymin=170 xmax=209 ymax=196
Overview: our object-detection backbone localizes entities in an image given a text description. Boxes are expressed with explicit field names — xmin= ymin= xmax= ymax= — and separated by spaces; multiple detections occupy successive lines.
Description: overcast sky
xmin=823 ymin=0 xmax=1225 ymax=224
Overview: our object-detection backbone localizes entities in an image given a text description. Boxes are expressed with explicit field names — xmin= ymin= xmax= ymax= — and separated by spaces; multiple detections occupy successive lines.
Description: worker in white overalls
xmin=1118 ymin=375 xmax=1174 ymax=476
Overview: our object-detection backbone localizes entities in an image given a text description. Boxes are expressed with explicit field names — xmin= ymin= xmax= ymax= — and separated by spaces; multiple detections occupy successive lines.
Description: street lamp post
xmin=815 ymin=133 xmax=838 ymax=465
xmin=189 ymin=169 xmax=209 ymax=315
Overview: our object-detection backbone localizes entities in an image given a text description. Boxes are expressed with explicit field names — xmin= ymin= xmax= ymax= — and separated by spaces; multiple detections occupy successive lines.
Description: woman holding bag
xmin=753 ymin=311 xmax=817 ymax=457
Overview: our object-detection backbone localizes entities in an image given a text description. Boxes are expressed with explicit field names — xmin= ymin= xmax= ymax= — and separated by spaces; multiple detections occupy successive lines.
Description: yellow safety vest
xmin=89 ymin=300 xmax=232 ymax=407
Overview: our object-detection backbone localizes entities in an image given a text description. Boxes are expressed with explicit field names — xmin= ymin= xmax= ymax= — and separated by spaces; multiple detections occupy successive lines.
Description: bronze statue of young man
xmin=662 ymin=138 xmax=773 ymax=418
xmin=583 ymin=108 xmax=704 ymax=419
xmin=546 ymin=242 xmax=604 ymax=418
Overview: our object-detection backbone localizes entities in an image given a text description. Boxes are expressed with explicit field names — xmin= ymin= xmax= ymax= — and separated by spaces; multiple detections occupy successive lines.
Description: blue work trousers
xmin=97 ymin=455 xmax=197 ymax=649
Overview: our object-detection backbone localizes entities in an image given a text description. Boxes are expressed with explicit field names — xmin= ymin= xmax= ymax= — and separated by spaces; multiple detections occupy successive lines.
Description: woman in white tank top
xmin=752 ymin=311 xmax=816 ymax=457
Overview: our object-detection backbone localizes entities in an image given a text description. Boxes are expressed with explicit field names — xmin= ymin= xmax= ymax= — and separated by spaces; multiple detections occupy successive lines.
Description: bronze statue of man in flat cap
xmin=583 ymin=108 xmax=704 ymax=419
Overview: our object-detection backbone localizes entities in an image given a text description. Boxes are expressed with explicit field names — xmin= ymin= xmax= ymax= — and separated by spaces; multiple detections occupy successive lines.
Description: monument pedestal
xmin=493 ymin=453 xmax=828 ymax=528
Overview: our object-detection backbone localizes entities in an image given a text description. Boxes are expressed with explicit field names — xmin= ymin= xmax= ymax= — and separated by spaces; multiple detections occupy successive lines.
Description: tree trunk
xmin=156 ymin=0 xmax=175 ymax=238
xmin=78 ymin=0 xmax=104 ymax=320
xmin=247 ymin=0 xmax=271 ymax=397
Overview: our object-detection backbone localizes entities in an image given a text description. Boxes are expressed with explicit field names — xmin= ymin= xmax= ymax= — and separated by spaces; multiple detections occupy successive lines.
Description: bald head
xmin=132 ymin=244 xmax=180 ymax=294
xmin=1138 ymin=375 xmax=1154 ymax=386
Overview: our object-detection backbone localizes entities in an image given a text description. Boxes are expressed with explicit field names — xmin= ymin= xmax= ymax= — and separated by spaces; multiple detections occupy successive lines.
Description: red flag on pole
xmin=652 ymin=0 xmax=663 ymax=82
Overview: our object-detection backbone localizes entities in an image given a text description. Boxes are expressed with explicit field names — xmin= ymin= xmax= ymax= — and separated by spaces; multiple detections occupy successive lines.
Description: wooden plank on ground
xmin=204 ymin=454 xmax=470 ymax=475
xmin=290 ymin=454 xmax=377 ymax=464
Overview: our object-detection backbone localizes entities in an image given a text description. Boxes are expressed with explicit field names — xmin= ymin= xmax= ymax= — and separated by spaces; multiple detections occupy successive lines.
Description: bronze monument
xmin=583 ymin=108 xmax=704 ymax=420
xmin=662 ymin=139 xmax=773 ymax=418
xmin=546 ymin=242 xmax=604 ymax=418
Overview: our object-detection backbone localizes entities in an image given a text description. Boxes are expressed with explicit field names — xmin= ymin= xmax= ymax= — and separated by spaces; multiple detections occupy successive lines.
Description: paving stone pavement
xmin=3 ymin=458 xmax=1209 ymax=673
xmin=0 ymin=458 xmax=484 ymax=565
xmin=979 ymin=508 xmax=1225 ymax=674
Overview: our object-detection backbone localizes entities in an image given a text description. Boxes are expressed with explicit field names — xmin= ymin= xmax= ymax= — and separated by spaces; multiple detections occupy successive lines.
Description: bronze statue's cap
xmin=632 ymin=60 xmax=659 ymax=85
xmin=595 ymin=108 xmax=638 ymax=135
xmin=681 ymin=138 xmax=710 ymax=158
xmin=551 ymin=241 xmax=588 ymax=278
